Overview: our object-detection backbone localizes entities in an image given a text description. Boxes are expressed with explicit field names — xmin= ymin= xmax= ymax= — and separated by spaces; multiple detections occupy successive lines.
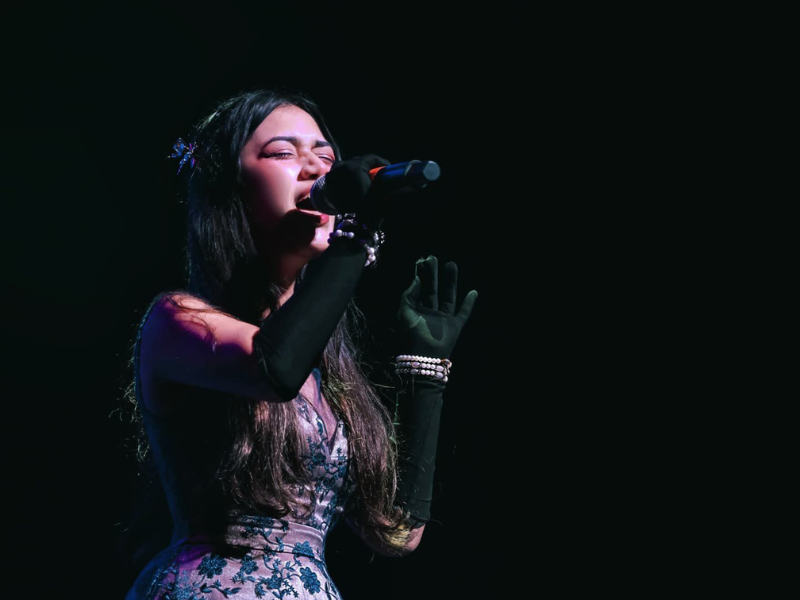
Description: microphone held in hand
xmin=309 ymin=160 xmax=441 ymax=215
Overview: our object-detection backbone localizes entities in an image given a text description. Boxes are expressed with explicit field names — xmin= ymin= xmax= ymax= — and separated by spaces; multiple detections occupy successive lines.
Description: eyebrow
xmin=262 ymin=136 xmax=332 ymax=149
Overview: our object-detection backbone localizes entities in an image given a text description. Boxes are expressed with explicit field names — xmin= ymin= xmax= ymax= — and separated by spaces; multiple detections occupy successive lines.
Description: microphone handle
xmin=368 ymin=160 xmax=441 ymax=193
xmin=312 ymin=160 xmax=440 ymax=215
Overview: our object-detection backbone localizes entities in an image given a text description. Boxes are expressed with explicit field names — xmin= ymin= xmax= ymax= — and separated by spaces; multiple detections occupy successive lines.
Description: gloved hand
xmin=393 ymin=255 xmax=477 ymax=526
xmin=397 ymin=255 xmax=478 ymax=361
xmin=321 ymin=153 xmax=391 ymax=226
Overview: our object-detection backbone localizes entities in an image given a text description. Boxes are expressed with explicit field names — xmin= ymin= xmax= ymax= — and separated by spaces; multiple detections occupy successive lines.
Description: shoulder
xmin=136 ymin=292 xmax=230 ymax=414
xmin=150 ymin=290 xmax=216 ymax=315
xmin=136 ymin=289 xmax=273 ymax=406
xmin=143 ymin=291 xmax=224 ymax=333
xmin=137 ymin=290 xmax=225 ymax=376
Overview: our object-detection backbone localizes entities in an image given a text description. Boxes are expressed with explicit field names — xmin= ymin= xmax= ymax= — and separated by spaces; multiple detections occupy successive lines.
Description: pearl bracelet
xmin=394 ymin=355 xmax=452 ymax=383
xmin=328 ymin=213 xmax=385 ymax=267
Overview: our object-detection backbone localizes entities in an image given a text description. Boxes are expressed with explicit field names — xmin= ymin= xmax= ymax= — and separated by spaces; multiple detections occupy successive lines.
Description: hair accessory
xmin=394 ymin=355 xmax=452 ymax=383
xmin=328 ymin=213 xmax=385 ymax=267
xmin=168 ymin=137 xmax=198 ymax=174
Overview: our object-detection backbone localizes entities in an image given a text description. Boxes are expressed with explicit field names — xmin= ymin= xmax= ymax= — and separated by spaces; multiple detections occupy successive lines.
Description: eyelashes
xmin=264 ymin=152 xmax=334 ymax=164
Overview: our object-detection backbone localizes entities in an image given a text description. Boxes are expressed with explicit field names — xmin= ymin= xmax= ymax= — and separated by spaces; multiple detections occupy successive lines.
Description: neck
xmin=256 ymin=251 xmax=309 ymax=321
xmin=260 ymin=279 xmax=296 ymax=321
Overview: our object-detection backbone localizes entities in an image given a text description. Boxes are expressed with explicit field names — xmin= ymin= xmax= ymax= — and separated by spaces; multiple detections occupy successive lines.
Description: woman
xmin=122 ymin=88 xmax=477 ymax=599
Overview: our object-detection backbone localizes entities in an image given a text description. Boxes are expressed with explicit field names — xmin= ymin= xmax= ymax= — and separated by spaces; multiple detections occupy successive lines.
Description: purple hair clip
xmin=169 ymin=137 xmax=198 ymax=174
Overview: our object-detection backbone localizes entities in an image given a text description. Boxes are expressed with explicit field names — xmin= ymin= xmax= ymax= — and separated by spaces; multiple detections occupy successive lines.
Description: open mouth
xmin=296 ymin=197 xmax=315 ymax=211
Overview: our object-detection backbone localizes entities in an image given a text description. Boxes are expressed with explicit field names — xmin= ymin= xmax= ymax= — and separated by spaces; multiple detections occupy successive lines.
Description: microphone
xmin=309 ymin=160 xmax=441 ymax=215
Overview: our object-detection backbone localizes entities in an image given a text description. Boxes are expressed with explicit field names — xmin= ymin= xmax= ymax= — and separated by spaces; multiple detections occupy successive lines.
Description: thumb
xmin=456 ymin=290 xmax=478 ymax=324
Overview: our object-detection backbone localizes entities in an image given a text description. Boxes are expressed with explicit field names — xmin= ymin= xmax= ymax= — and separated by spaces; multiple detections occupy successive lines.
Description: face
xmin=240 ymin=104 xmax=336 ymax=258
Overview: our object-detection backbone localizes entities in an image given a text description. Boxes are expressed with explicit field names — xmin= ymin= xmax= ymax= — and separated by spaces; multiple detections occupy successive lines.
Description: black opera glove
xmin=393 ymin=255 xmax=477 ymax=526
xmin=253 ymin=156 xmax=394 ymax=401
xmin=397 ymin=255 xmax=478 ymax=361
xmin=254 ymin=242 xmax=368 ymax=401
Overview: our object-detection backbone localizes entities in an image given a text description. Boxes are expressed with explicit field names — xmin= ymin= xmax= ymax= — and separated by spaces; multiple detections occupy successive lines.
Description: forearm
xmin=394 ymin=378 xmax=446 ymax=526
xmin=254 ymin=239 xmax=367 ymax=400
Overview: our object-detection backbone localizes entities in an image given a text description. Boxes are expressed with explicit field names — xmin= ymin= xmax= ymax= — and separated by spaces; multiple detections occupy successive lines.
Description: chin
xmin=307 ymin=241 xmax=328 ymax=257
xmin=310 ymin=226 xmax=333 ymax=252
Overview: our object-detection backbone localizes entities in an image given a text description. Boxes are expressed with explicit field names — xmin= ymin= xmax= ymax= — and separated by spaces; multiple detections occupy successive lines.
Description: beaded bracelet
xmin=327 ymin=213 xmax=385 ymax=267
xmin=394 ymin=355 xmax=452 ymax=383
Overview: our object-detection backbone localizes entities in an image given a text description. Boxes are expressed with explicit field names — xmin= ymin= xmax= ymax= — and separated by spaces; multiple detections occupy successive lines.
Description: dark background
xmin=5 ymin=0 xmax=702 ymax=596
xmin=3 ymin=3 xmax=565 ymax=598
xmin=2 ymin=3 xmax=738 ymax=596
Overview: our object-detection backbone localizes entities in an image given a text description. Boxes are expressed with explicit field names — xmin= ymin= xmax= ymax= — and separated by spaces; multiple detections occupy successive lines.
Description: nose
xmin=299 ymin=152 xmax=327 ymax=180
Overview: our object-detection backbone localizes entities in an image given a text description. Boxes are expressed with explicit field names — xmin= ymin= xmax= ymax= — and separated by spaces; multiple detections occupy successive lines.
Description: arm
xmin=253 ymin=240 xmax=368 ymax=400
xmin=393 ymin=256 xmax=476 ymax=531
xmin=347 ymin=255 xmax=477 ymax=555
xmin=138 ymin=291 xmax=274 ymax=413
xmin=138 ymin=240 xmax=369 ymax=413
xmin=253 ymin=154 xmax=391 ymax=400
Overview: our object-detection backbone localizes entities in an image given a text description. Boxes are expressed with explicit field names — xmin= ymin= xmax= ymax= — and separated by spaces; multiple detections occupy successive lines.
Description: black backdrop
xmin=3 ymin=3 xmax=719 ymax=596
xmin=3 ymin=3 xmax=558 ymax=598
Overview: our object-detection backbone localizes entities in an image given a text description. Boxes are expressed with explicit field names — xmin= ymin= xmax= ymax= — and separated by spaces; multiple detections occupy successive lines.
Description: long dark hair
xmin=122 ymin=88 xmax=408 ymax=558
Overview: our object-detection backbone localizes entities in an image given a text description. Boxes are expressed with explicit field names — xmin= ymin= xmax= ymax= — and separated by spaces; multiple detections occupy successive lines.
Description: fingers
xmin=401 ymin=273 xmax=420 ymax=304
xmin=358 ymin=153 xmax=391 ymax=170
xmin=416 ymin=255 xmax=438 ymax=310
xmin=406 ymin=255 xmax=477 ymax=321
xmin=441 ymin=261 xmax=458 ymax=315
xmin=457 ymin=289 xmax=478 ymax=324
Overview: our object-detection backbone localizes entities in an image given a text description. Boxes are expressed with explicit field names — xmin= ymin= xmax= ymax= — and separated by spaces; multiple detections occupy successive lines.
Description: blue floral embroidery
xmin=300 ymin=567 xmax=322 ymax=594
xmin=293 ymin=541 xmax=315 ymax=559
xmin=240 ymin=515 xmax=290 ymax=544
xmin=231 ymin=555 xmax=259 ymax=587
xmin=266 ymin=573 xmax=282 ymax=590
xmin=137 ymin=388 xmax=351 ymax=599
xmin=239 ymin=555 xmax=259 ymax=575
xmin=157 ymin=569 xmax=236 ymax=599
xmin=197 ymin=554 xmax=227 ymax=579
xmin=307 ymin=439 xmax=327 ymax=468
xmin=200 ymin=580 xmax=242 ymax=597
xmin=253 ymin=558 xmax=303 ymax=599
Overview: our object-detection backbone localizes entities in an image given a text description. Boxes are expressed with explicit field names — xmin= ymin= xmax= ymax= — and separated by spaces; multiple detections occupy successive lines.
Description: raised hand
xmin=397 ymin=255 xmax=478 ymax=360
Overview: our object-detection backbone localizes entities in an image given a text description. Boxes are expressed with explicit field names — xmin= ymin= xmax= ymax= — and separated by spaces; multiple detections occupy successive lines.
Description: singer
xmin=118 ymin=88 xmax=477 ymax=600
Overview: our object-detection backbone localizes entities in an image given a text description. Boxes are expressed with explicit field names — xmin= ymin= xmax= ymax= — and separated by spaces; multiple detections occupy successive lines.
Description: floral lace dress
xmin=125 ymin=368 xmax=355 ymax=600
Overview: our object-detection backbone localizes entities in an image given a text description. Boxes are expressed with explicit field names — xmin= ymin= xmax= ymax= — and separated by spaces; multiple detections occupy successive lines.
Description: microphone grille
xmin=311 ymin=174 xmax=326 ymax=198
xmin=309 ymin=174 xmax=338 ymax=214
